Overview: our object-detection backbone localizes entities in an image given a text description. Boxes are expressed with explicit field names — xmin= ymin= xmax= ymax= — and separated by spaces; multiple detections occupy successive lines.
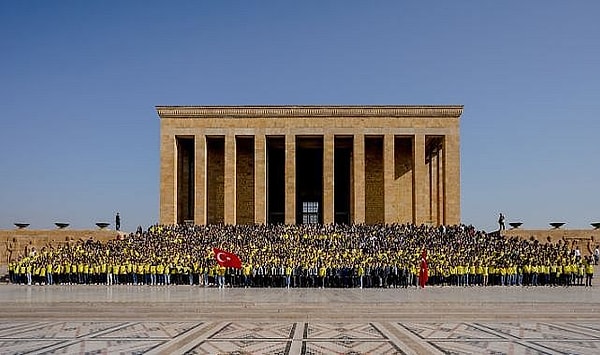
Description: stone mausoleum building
xmin=157 ymin=105 xmax=462 ymax=226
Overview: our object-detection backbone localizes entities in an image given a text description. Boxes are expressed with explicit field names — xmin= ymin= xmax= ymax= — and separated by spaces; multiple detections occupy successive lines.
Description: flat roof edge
xmin=156 ymin=105 xmax=464 ymax=119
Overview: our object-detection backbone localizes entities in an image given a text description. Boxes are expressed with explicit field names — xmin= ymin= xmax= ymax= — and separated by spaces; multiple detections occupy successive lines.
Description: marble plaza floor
xmin=0 ymin=285 xmax=599 ymax=354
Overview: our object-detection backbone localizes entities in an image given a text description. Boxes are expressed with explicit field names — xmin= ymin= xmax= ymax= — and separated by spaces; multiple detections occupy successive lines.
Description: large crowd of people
xmin=6 ymin=223 xmax=596 ymax=288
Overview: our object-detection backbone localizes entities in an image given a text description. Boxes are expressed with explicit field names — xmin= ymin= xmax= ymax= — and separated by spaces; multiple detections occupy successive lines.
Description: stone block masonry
xmin=157 ymin=105 xmax=463 ymax=226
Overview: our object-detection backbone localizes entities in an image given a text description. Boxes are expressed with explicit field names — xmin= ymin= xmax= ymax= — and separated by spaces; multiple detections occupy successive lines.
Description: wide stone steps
xmin=2 ymin=301 xmax=597 ymax=321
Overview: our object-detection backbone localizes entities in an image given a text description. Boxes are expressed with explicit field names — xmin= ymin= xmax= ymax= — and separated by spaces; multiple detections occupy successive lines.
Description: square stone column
xmin=159 ymin=133 xmax=176 ymax=225
xmin=353 ymin=134 xmax=365 ymax=224
xmin=224 ymin=134 xmax=236 ymax=225
xmin=323 ymin=134 xmax=334 ymax=224
xmin=443 ymin=133 xmax=460 ymax=225
xmin=413 ymin=134 xmax=428 ymax=225
xmin=431 ymin=149 xmax=439 ymax=225
xmin=194 ymin=135 xmax=206 ymax=225
xmin=438 ymin=145 xmax=445 ymax=224
xmin=254 ymin=134 xmax=267 ymax=224
xmin=285 ymin=134 xmax=296 ymax=224
xmin=384 ymin=134 xmax=397 ymax=224
xmin=431 ymin=151 xmax=442 ymax=225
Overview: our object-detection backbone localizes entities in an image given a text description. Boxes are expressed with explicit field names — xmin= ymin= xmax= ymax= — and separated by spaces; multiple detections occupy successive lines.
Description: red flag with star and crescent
xmin=419 ymin=249 xmax=428 ymax=288
xmin=213 ymin=248 xmax=242 ymax=269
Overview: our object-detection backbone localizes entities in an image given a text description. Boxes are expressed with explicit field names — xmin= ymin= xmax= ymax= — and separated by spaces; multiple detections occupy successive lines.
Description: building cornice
xmin=156 ymin=105 xmax=463 ymax=119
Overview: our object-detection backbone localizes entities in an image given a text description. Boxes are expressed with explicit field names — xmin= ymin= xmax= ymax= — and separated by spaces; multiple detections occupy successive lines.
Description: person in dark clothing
xmin=115 ymin=213 xmax=121 ymax=231
xmin=498 ymin=213 xmax=505 ymax=232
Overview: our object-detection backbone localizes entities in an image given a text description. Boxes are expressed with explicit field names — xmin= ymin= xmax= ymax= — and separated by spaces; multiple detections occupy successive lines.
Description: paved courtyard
xmin=0 ymin=285 xmax=599 ymax=354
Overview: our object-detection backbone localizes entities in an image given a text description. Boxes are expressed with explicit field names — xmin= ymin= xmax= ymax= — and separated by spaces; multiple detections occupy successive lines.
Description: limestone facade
xmin=157 ymin=105 xmax=463 ymax=226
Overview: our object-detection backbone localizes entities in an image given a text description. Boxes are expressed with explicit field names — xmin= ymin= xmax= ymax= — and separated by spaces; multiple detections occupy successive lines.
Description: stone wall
xmin=0 ymin=229 xmax=122 ymax=266
xmin=207 ymin=138 xmax=225 ymax=224
xmin=365 ymin=137 xmax=384 ymax=224
xmin=236 ymin=137 xmax=255 ymax=224
xmin=504 ymin=228 xmax=600 ymax=255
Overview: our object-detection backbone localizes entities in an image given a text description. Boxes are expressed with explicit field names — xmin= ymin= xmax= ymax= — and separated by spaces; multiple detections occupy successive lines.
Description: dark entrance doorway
xmin=334 ymin=137 xmax=352 ymax=224
xmin=266 ymin=137 xmax=285 ymax=224
xmin=176 ymin=136 xmax=194 ymax=224
xmin=296 ymin=137 xmax=323 ymax=224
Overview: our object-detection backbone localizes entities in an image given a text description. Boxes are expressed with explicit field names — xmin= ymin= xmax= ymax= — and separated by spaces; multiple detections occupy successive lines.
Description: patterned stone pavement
xmin=0 ymin=285 xmax=599 ymax=354
xmin=1 ymin=320 xmax=600 ymax=354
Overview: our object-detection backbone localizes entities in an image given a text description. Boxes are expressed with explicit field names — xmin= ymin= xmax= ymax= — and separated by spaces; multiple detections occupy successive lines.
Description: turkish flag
xmin=213 ymin=248 xmax=242 ymax=269
xmin=419 ymin=249 xmax=428 ymax=288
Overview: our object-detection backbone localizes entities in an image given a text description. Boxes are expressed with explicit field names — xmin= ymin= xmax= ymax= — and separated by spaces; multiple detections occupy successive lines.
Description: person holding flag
xmin=419 ymin=249 xmax=428 ymax=288
xmin=213 ymin=248 xmax=242 ymax=288
xmin=213 ymin=248 xmax=242 ymax=269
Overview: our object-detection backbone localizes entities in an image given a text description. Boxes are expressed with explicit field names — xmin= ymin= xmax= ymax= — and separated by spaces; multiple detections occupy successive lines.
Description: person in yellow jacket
xmin=541 ymin=264 xmax=550 ymax=286
xmin=499 ymin=265 xmax=507 ymax=286
xmin=242 ymin=263 xmax=252 ymax=288
xmin=70 ymin=263 xmax=77 ymax=284
xmin=208 ymin=264 xmax=216 ymax=286
xmin=449 ymin=264 xmax=457 ymax=286
xmin=193 ymin=262 xmax=201 ymax=286
xmin=475 ymin=264 xmax=483 ymax=286
xmin=54 ymin=264 xmax=63 ymax=285
xmin=131 ymin=263 xmax=138 ymax=285
xmin=150 ymin=264 xmax=157 ymax=285
xmin=119 ymin=264 xmax=126 ymax=285
xmin=126 ymin=263 xmax=133 ymax=285
xmin=106 ymin=263 xmax=114 ymax=285
xmin=33 ymin=264 xmax=40 ymax=285
xmin=508 ymin=265 xmax=517 ymax=286
xmin=157 ymin=264 xmax=164 ymax=285
xmin=555 ymin=264 xmax=562 ymax=286
xmin=143 ymin=263 xmax=151 ymax=285
xmin=170 ymin=263 xmax=178 ymax=285
xmin=468 ymin=264 xmax=476 ymax=287
xmin=24 ymin=263 xmax=32 ymax=285
xmin=46 ymin=262 xmax=53 ymax=285
xmin=113 ymin=263 xmax=121 ymax=285
xmin=482 ymin=264 xmax=489 ymax=287
xmin=318 ymin=265 xmax=327 ymax=288
xmin=83 ymin=264 xmax=90 ymax=284
xmin=77 ymin=263 xmax=84 ymax=284
xmin=585 ymin=257 xmax=594 ymax=287
xmin=523 ymin=263 xmax=531 ymax=286
xmin=39 ymin=263 xmax=46 ymax=284
xmin=456 ymin=265 xmax=465 ymax=287
xmin=577 ymin=262 xmax=585 ymax=286
xmin=550 ymin=263 xmax=558 ymax=286
xmin=7 ymin=262 xmax=15 ymax=284
xmin=216 ymin=264 xmax=226 ymax=288
xmin=563 ymin=263 xmax=571 ymax=287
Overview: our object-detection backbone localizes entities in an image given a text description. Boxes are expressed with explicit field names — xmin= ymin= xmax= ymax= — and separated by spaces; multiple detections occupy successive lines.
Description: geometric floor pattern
xmin=2 ymin=321 xmax=600 ymax=354
xmin=400 ymin=322 xmax=600 ymax=355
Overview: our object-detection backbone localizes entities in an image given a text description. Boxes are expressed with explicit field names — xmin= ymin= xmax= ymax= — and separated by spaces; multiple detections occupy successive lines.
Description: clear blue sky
xmin=1 ymin=1 xmax=598 ymax=232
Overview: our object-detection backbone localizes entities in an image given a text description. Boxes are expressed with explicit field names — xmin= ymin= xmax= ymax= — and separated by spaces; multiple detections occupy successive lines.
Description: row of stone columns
xmin=182 ymin=133 xmax=458 ymax=226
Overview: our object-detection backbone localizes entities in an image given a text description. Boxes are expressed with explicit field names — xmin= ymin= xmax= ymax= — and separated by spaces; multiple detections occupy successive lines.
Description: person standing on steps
xmin=115 ymin=213 xmax=121 ymax=231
